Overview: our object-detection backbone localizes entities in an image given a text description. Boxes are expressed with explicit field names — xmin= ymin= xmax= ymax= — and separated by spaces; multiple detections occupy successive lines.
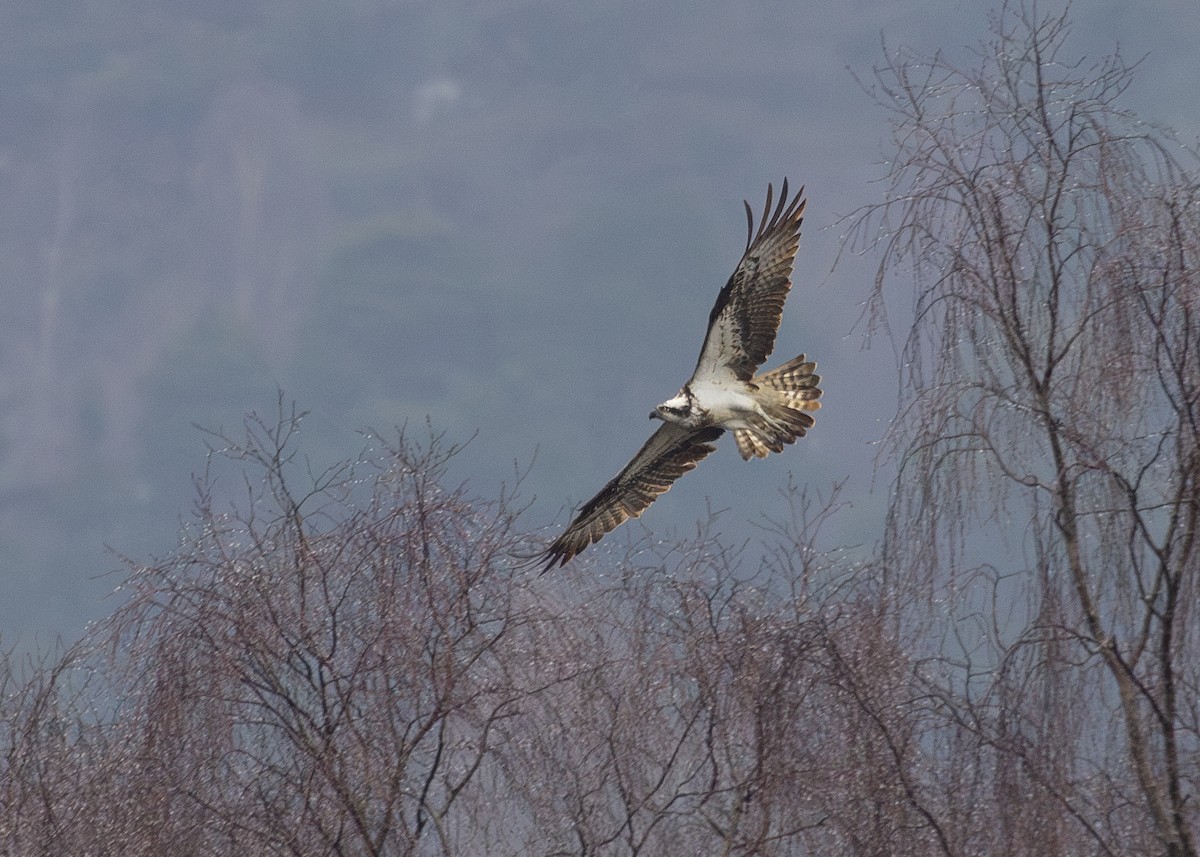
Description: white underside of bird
xmin=654 ymin=376 xmax=765 ymax=432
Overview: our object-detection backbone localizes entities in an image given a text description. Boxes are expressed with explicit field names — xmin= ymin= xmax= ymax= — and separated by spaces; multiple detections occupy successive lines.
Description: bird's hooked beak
xmin=649 ymin=409 xmax=661 ymax=420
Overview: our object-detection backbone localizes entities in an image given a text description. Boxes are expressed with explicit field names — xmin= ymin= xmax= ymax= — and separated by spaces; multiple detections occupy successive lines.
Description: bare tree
xmin=7 ymin=402 xmax=914 ymax=857
xmin=0 ymin=408 xmax=1080 ymax=857
xmin=92 ymin=403 xmax=536 ymax=856
xmin=0 ymin=644 xmax=82 ymax=854
xmin=12 ymin=9 xmax=1198 ymax=854
xmin=851 ymin=3 xmax=1200 ymax=854
xmin=498 ymin=491 xmax=951 ymax=857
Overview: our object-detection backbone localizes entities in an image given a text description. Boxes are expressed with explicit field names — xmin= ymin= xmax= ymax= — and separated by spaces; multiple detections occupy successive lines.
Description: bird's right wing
xmin=692 ymin=180 xmax=806 ymax=384
xmin=539 ymin=423 xmax=724 ymax=572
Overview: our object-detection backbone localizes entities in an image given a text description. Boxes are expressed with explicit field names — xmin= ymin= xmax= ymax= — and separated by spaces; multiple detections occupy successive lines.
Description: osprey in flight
xmin=540 ymin=180 xmax=821 ymax=571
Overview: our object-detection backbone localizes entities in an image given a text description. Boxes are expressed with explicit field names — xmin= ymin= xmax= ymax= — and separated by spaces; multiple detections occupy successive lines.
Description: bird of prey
xmin=540 ymin=179 xmax=821 ymax=571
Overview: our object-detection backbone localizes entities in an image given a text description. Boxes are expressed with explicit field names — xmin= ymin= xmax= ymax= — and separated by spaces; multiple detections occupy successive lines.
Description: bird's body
xmin=653 ymin=378 xmax=740 ymax=428
xmin=540 ymin=180 xmax=821 ymax=571
xmin=655 ymin=376 xmax=770 ymax=431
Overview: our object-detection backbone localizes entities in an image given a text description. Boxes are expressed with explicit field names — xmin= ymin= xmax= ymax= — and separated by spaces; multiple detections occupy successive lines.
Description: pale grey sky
xmin=1 ymin=0 xmax=1196 ymax=648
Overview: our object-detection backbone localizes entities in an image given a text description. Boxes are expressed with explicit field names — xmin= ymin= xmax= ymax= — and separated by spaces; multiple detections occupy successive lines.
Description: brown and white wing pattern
xmin=540 ymin=423 xmax=724 ymax=572
xmin=693 ymin=180 xmax=806 ymax=383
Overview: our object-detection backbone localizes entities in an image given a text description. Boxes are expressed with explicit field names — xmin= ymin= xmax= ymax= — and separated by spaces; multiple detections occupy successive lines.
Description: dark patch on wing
xmin=695 ymin=180 xmax=806 ymax=381
xmin=539 ymin=424 xmax=724 ymax=572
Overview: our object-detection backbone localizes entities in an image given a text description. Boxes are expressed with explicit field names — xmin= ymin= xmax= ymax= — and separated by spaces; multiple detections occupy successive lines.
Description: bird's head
xmin=651 ymin=392 xmax=697 ymax=425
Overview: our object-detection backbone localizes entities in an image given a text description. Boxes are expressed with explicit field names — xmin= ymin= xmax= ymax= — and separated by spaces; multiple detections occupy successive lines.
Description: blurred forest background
xmin=2 ymin=1 xmax=1199 ymax=854
xmin=4 ymin=0 xmax=1197 ymax=644
xmin=5 ymin=0 xmax=891 ymax=638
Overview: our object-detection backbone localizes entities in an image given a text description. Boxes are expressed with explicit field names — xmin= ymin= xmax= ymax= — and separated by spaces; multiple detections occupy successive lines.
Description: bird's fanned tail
xmin=734 ymin=354 xmax=822 ymax=460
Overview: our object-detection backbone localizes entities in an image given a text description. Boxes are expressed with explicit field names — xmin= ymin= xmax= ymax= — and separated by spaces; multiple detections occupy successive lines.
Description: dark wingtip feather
xmin=537 ymin=537 xmax=579 ymax=576
xmin=743 ymin=179 xmax=807 ymax=250
xmin=770 ymin=177 xmax=790 ymax=227
xmin=758 ymin=182 xmax=775 ymax=243
xmin=537 ymin=550 xmax=564 ymax=577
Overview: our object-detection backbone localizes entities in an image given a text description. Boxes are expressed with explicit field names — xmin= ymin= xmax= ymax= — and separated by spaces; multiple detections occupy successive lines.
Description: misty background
xmin=3 ymin=0 xmax=1197 ymax=647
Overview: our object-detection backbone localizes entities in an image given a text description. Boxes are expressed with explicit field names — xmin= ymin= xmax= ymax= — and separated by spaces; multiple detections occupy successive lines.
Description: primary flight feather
xmin=540 ymin=180 xmax=822 ymax=571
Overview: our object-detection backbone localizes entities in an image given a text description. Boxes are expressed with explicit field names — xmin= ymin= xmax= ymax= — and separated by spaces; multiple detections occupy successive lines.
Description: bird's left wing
xmin=540 ymin=423 xmax=724 ymax=572
xmin=692 ymin=180 xmax=806 ymax=383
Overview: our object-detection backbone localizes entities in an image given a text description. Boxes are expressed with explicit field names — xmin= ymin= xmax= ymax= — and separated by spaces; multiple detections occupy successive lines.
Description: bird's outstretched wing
xmin=539 ymin=423 xmax=724 ymax=572
xmin=692 ymin=180 xmax=806 ymax=383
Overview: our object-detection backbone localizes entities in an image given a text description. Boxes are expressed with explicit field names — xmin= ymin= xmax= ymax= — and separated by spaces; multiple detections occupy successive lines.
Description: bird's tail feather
xmin=734 ymin=354 xmax=822 ymax=460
